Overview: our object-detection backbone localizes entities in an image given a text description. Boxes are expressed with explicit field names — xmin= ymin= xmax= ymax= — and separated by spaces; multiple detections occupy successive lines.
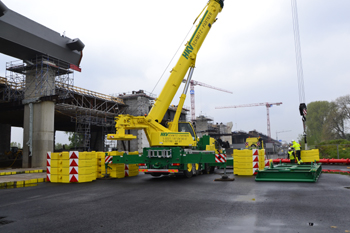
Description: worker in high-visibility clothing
xmin=288 ymin=147 xmax=295 ymax=164
xmin=291 ymin=140 xmax=303 ymax=164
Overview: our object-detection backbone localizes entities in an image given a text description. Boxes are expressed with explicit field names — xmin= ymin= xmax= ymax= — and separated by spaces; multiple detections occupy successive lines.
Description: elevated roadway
xmin=0 ymin=75 xmax=126 ymax=132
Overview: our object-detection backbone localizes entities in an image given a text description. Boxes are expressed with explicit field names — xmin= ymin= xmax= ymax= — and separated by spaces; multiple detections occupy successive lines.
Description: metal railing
xmin=315 ymin=144 xmax=350 ymax=159
xmin=56 ymin=83 xmax=124 ymax=104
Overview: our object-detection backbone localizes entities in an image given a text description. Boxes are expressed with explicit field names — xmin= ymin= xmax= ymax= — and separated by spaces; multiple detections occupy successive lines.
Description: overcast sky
xmin=1 ymin=0 xmax=350 ymax=145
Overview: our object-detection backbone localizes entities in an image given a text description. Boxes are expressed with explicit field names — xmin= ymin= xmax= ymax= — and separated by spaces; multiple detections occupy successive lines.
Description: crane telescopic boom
xmin=148 ymin=0 xmax=224 ymax=123
xmin=108 ymin=0 xmax=224 ymax=147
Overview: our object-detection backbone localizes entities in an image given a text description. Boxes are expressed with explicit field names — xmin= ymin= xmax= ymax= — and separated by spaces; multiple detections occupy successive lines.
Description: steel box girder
xmin=0 ymin=1 xmax=84 ymax=67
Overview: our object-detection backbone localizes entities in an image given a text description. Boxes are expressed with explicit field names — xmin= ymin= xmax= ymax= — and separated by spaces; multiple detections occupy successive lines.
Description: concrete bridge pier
xmin=22 ymin=102 xmax=55 ymax=167
xmin=22 ymin=69 xmax=55 ymax=168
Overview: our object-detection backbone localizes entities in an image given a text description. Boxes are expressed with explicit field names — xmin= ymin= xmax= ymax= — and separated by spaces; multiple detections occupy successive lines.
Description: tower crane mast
xmin=216 ymin=102 xmax=282 ymax=139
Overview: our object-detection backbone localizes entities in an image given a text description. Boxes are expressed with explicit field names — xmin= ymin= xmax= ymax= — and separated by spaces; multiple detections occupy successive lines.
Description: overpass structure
xmin=0 ymin=58 xmax=127 ymax=167
xmin=0 ymin=0 xmax=88 ymax=167
xmin=0 ymin=1 xmax=190 ymax=168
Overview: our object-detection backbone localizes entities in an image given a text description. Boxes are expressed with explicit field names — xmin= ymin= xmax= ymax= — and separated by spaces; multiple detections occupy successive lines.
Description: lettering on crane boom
xmin=182 ymin=10 xmax=212 ymax=59
xmin=160 ymin=132 xmax=188 ymax=137
xmin=160 ymin=132 xmax=190 ymax=144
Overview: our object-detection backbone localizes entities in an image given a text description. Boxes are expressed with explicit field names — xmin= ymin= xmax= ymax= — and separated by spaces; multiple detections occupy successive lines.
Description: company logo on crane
xmin=182 ymin=10 xmax=210 ymax=60
xmin=182 ymin=44 xmax=194 ymax=59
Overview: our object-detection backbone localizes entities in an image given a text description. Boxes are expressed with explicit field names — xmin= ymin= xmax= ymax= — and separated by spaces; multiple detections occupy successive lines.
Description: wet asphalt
xmin=0 ymin=166 xmax=349 ymax=233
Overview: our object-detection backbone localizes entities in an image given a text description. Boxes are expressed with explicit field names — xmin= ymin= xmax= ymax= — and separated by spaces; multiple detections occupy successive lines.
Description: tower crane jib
xmin=215 ymin=102 xmax=282 ymax=139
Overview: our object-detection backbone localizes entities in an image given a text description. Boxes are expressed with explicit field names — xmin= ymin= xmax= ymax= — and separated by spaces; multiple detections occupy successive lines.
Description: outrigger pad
xmin=214 ymin=174 xmax=235 ymax=181
xmin=214 ymin=177 xmax=235 ymax=181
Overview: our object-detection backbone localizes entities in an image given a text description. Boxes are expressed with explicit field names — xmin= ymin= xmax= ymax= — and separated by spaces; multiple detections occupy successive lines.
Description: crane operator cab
xmin=178 ymin=122 xmax=196 ymax=141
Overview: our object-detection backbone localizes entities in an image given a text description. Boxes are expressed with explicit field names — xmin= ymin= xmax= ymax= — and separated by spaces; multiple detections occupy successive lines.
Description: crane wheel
xmin=183 ymin=164 xmax=193 ymax=178
xmin=203 ymin=163 xmax=211 ymax=174
xmin=209 ymin=166 xmax=215 ymax=174
xmin=194 ymin=163 xmax=200 ymax=176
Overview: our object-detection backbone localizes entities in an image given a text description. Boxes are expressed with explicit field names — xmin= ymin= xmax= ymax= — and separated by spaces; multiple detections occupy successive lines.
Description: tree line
xmin=305 ymin=94 xmax=350 ymax=145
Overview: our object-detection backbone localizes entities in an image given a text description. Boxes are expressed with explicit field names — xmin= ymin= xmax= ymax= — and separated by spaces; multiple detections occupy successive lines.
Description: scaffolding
xmin=69 ymin=109 xmax=118 ymax=151
xmin=3 ymin=56 xmax=126 ymax=151
xmin=5 ymin=55 xmax=73 ymax=101
xmin=75 ymin=110 xmax=92 ymax=150
xmin=4 ymin=61 xmax=25 ymax=101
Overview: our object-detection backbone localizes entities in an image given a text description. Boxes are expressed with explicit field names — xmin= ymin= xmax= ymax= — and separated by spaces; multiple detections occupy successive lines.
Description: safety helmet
xmin=288 ymin=147 xmax=292 ymax=150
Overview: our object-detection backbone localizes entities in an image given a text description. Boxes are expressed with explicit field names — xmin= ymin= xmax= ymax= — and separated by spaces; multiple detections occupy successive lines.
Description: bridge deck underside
xmin=0 ymin=84 xmax=127 ymax=132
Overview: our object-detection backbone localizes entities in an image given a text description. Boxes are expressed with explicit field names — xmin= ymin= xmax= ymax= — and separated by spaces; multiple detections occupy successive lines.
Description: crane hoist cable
xmin=291 ymin=0 xmax=308 ymax=148
xmin=150 ymin=25 xmax=194 ymax=94
xmin=291 ymin=0 xmax=305 ymax=104
xmin=151 ymin=2 xmax=209 ymax=95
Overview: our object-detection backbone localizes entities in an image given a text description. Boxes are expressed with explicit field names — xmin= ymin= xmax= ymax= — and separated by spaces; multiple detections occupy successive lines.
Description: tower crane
xmin=182 ymin=79 xmax=233 ymax=121
xmin=276 ymin=130 xmax=291 ymax=141
xmin=215 ymin=102 xmax=282 ymax=139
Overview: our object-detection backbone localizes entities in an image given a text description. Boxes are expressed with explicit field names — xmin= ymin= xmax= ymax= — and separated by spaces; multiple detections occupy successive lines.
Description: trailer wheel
xmin=183 ymin=164 xmax=193 ymax=178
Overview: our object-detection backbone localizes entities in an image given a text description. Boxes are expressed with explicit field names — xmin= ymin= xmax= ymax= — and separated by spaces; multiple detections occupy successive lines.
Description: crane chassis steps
xmin=255 ymin=162 xmax=322 ymax=183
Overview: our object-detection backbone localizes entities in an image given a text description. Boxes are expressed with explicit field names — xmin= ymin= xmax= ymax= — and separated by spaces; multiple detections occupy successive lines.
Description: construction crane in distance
xmin=182 ymin=79 xmax=233 ymax=121
xmin=215 ymin=102 xmax=282 ymax=139
xmin=276 ymin=130 xmax=292 ymax=141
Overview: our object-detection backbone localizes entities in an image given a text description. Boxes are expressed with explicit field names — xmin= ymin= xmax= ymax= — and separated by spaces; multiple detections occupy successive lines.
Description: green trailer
xmin=255 ymin=161 xmax=322 ymax=182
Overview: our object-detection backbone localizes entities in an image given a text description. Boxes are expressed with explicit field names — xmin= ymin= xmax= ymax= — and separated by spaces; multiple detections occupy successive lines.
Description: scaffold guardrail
xmin=56 ymin=83 xmax=124 ymax=104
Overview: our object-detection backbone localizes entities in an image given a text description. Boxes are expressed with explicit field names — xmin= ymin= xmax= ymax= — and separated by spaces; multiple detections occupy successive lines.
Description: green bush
xmin=316 ymin=142 xmax=350 ymax=159
xmin=318 ymin=139 xmax=350 ymax=145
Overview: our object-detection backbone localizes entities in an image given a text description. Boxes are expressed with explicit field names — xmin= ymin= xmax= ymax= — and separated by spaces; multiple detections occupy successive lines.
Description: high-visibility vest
xmin=292 ymin=141 xmax=301 ymax=151
xmin=288 ymin=151 xmax=295 ymax=159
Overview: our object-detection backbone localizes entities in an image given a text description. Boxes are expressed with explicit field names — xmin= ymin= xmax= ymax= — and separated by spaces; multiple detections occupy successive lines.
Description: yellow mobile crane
xmin=108 ymin=0 xmax=225 ymax=178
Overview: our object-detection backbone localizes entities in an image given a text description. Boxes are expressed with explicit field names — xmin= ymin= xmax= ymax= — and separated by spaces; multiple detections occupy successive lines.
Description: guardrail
xmin=315 ymin=144 xmax=350 ymax=159
xmin=55 ymin=83 xmax=124 ymax=104
xmin=0 ymin=76 xmax=6 ymax=84
xmin=0 ymin=76 xmax=24 ymax=90
xmin=1 ymin=77 xmax=124 ymax=105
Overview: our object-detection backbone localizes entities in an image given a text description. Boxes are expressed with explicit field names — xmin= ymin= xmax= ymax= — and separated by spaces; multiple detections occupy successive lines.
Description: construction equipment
xmin=255 ymin=160 xmax=322 ymax=182
xmin=4 ymin=147 xmax=23 ymax=160
xmin=276 ymin=130 xmax=291 ymax=141
xmin=182 ymin=79 xmax=232 ymax=121
xmin=216 ymin=102 xmax=282 ymax=139
xmin=291 ymin=0 xmax=308 ymax=149
xmin=245 ymin=137 xmax=264 ymax=149
xmin=108 ymin=0 xmax=231 ymax=179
